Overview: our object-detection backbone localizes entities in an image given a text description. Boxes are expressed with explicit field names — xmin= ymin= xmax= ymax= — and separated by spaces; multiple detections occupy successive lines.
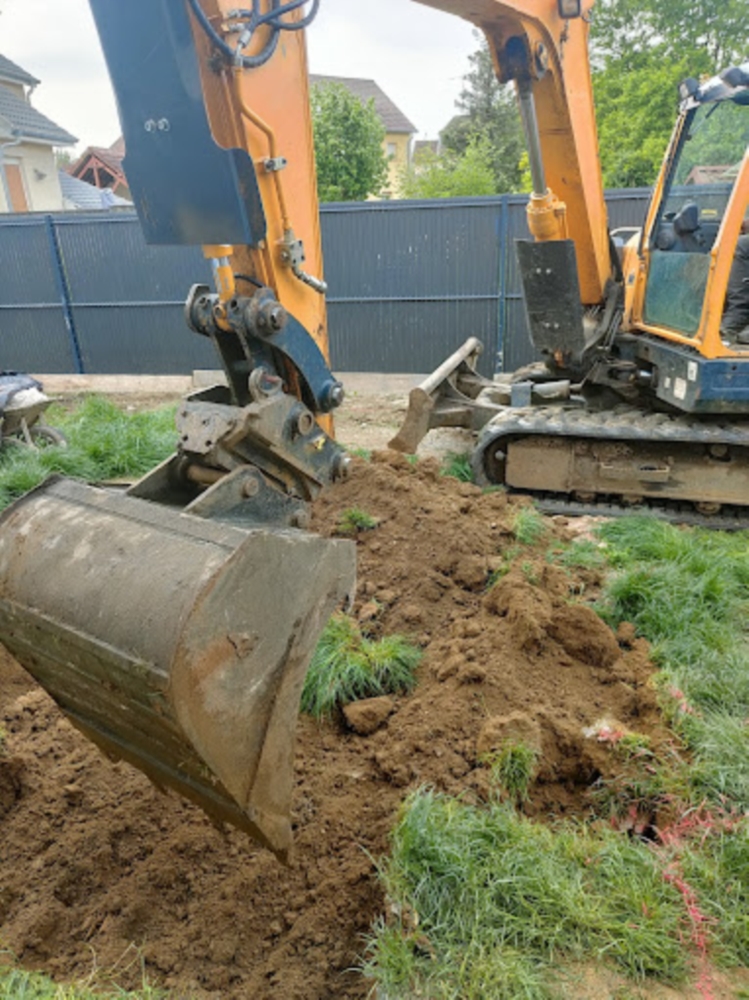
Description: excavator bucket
xmin=0 ymin=477 xmax=355 ymax=862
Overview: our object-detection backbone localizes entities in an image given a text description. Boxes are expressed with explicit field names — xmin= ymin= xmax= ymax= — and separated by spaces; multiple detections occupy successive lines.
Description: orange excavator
xmin=0 ymin=0 xmax=746 ymax=860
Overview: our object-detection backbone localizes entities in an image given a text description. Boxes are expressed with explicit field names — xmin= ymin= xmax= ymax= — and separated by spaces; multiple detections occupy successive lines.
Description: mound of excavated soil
xmin=0 ymin=455 xmax=665 ymax=998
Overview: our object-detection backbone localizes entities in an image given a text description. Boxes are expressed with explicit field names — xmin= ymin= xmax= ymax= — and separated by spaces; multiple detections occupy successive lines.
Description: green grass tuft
xmin=483 ymin=740 xmax=539 ymax=804
xmin=345 ymin=446 xmax=372 ymax=461
xmin=512 ymin=506 xmax=548 ymax=546
xmin=0 ymin=961 xmax=165 ymax=998
xmin=336 ymin=506 xmax=379 ymax=535
xmin=366 ymin=789 xmax=689 ymax=998
xmin=441 ymin=451 xmax=474 ymax=482
xmin=0 ymin=396 xmax=177 ymax=512
xmin=549 ymin=538 xmax=608 ymax=570
xmin=301 ymin=614 xmax=421 ymax=719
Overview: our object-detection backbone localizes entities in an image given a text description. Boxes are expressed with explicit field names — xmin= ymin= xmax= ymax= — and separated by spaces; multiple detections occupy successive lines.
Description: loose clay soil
xmin=0 ymin=449 xmax=698 ymax=998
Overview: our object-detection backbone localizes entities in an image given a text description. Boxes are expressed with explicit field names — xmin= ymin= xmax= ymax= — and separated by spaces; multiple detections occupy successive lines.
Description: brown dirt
xmin=0 ymin=451 xmax=672 ymax=998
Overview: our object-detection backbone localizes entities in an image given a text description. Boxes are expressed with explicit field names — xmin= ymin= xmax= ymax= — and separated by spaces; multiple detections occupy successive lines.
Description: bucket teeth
xmin=0 ymin=476 xmax=355 ymax=861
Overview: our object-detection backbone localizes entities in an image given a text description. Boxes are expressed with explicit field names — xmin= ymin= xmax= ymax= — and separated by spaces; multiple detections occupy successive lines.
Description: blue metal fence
xmin=0 ymin=189 xmax=654 ymax=376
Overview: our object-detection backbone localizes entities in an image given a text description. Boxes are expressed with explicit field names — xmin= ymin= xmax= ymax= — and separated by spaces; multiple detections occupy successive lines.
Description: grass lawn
xmin=2 ymin=403 xmax=749 ymax=997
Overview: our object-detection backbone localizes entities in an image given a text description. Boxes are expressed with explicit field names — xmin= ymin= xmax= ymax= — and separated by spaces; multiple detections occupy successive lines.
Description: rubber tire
xmin=28 ymin=425 xmax=68 ymax=449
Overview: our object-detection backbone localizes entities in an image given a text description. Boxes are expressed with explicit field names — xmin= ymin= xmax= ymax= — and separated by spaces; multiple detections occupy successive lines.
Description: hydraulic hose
xmin=185 ymin=0 xmax=319 ymax=69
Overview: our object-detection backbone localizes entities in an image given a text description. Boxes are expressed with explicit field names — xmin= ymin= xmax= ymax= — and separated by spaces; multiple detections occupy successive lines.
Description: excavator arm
xmin=417 ymin=0 xmax=612 ymax=308
xmin=0 ymin=0 xmax=618 ymax=860
xmin=0 ymin=0 xmax=360 ymax=863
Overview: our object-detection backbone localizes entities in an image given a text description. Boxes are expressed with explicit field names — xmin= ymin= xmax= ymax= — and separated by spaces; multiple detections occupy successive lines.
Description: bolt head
xmin=329 ymin=384 xmax=345 ymax=409
xmin=290 ymin=508 xmax=311 ymax=530
xmin=332 ymin=453 xmax=352 ymax=483
xmin=242 ymin=476 xmax=261 ymax=498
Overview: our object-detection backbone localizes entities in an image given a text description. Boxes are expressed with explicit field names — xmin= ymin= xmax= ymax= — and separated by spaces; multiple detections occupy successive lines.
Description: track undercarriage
xmin=391 ymin=340 xmax=749 ymax=529
xmin=474 ymin=404 xmax=749 ymax=528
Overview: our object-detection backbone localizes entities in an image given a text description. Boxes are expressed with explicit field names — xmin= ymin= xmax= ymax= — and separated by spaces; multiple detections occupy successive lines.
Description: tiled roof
xmin=0 ymin=54 xmax=39 ymax=88
xmin=71 ymin=144 xmax=126 ymax=179
xmin=310 ymin=74 xmax=416 ymax=134
xmin=59 ymin=170 xmax=132 ymax=210
xmin=685 ymin=164 xmax=733 ymax=184
xmin=0 ymin=86 xmax=76 ymax=145
xmin=413 ymin=139 xmax=439 ymax=159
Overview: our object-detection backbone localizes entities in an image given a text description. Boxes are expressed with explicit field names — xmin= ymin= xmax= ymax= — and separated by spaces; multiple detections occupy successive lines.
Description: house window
xmin=4 ymin=164 xmax=29 ymax=212
xmin=386 ymin=142 xmax=397 ymax=159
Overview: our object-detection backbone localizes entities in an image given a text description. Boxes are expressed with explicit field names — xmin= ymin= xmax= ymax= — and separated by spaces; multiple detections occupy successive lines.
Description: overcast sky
xmin=0 ymin=0 xmax=479 ymax=152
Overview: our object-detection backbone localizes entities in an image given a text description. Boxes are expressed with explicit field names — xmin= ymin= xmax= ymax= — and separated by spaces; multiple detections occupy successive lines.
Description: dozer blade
xmin=388 ymin=337 xmax=497 ymax=453
xmin=0 ymin=477 xmax=355 ymax=862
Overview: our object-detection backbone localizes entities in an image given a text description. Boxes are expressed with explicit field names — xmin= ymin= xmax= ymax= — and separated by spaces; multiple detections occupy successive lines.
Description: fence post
xmin=496 ymin=195 xmax=510 ymax=374
xmin=45 ymin=215 xmax=84 ymax=374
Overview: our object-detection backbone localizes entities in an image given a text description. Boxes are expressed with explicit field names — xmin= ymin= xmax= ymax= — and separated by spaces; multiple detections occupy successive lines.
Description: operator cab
xmin=644 ymin=63 xmax=749 ymax=341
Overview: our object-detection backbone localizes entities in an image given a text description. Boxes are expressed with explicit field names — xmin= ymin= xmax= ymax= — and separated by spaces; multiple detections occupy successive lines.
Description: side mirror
xmin=558 ymin=0 xmax=582 ymax=18
xmin=721 ymin=65 xmax=749 ymax=89
xmin=678 ymin=77 xmax=700 ymax=101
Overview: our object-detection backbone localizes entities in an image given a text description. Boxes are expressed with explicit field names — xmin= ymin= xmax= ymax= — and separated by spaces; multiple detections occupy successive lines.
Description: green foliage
xmin=300 ymin=614 xmax=421 ymax=719
xmin=589 ymin=0 xmax=749 ymax=188
xmin=440 ymin=451 xmax=474 ymax=482
xmin=484 ymin=741 xmax=539 ymax=804
xmin=0 ymin=397 xmax=177 ymax=512
xmin=311 ymin=82 xmax=388 ymax=202
xmin=336 ymin=506 xmax=378 ymax=535
xmin=511 ymin=506 xmax=548 ymax=546
xmin=401 ymin=137 xmax=496 ymax=200
xmin=365 ymin=790 xmax=689 ymax=997
xmin=590 ymin=0 xmax=749 ymax=68
xmin=593 ymin=47 xmax=713 ymax=188
xmin=597 ymin=517 xmax=749 ymax=807
xmin=440 ymin=35 xmax=525 ymax=195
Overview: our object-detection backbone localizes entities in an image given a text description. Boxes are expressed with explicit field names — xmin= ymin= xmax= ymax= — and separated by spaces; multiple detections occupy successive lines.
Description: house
xmin=0 ymin=54 xmax=77 ymax=213
xmin=81 ymin=76 xmax=417 ymax=203
xmin=412 ymin=139 xmax=440 ymax=165
xmin=684 ymin=164 xmax=735 ymax=185
xmin=58 ymin=169 xmax=132 ymax=211
xmin=310 ymin=74 xmax=417 ymax=198
xmin=69 ymin=137 xmax=131 ymax=201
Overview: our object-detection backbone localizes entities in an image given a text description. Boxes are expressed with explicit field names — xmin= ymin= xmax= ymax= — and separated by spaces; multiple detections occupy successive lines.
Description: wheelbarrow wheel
xmin=28 ymin=425 xmax=67 ymax=449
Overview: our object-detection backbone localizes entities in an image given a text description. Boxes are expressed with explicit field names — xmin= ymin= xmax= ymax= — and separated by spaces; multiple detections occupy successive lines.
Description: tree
xmin=593 ymin=47 xmax=713 ymax=188
xmin=311 ymin=82 xmax=388 ymax=203
xmin=400 ymin=138 xmax=496 ymax=200
xmin=590 ymin=0 xmax=749 ymax=69
xmin=589 ymin=0 xmax=748 ymax=188
xmin=441 ymin=35 xmax=525 ymax=195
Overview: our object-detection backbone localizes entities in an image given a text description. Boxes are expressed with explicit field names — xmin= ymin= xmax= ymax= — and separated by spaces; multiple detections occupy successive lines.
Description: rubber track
xmin=472 ymin=404 xmax=749 ymax=530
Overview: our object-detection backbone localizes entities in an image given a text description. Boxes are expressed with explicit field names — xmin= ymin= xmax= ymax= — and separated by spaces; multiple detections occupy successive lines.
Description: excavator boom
xmin=0 ymin=0 xmax=357 ymax=861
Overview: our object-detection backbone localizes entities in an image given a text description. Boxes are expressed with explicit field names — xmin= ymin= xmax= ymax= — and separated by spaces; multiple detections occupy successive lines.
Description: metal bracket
xmin=264 ymin=157 xmax=288 ymax=172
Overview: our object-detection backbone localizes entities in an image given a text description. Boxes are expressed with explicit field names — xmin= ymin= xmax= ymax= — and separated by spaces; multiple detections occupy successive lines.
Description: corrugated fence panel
xmin=56 ymin=215 xmax=217 ymax=374
xmin=322 ymin=198 xmax=505 ymax=376
xmin=0 ymin=188 xmax=675 ymax=375
xmin=0 ymin=217 xmax=78 ymax=372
